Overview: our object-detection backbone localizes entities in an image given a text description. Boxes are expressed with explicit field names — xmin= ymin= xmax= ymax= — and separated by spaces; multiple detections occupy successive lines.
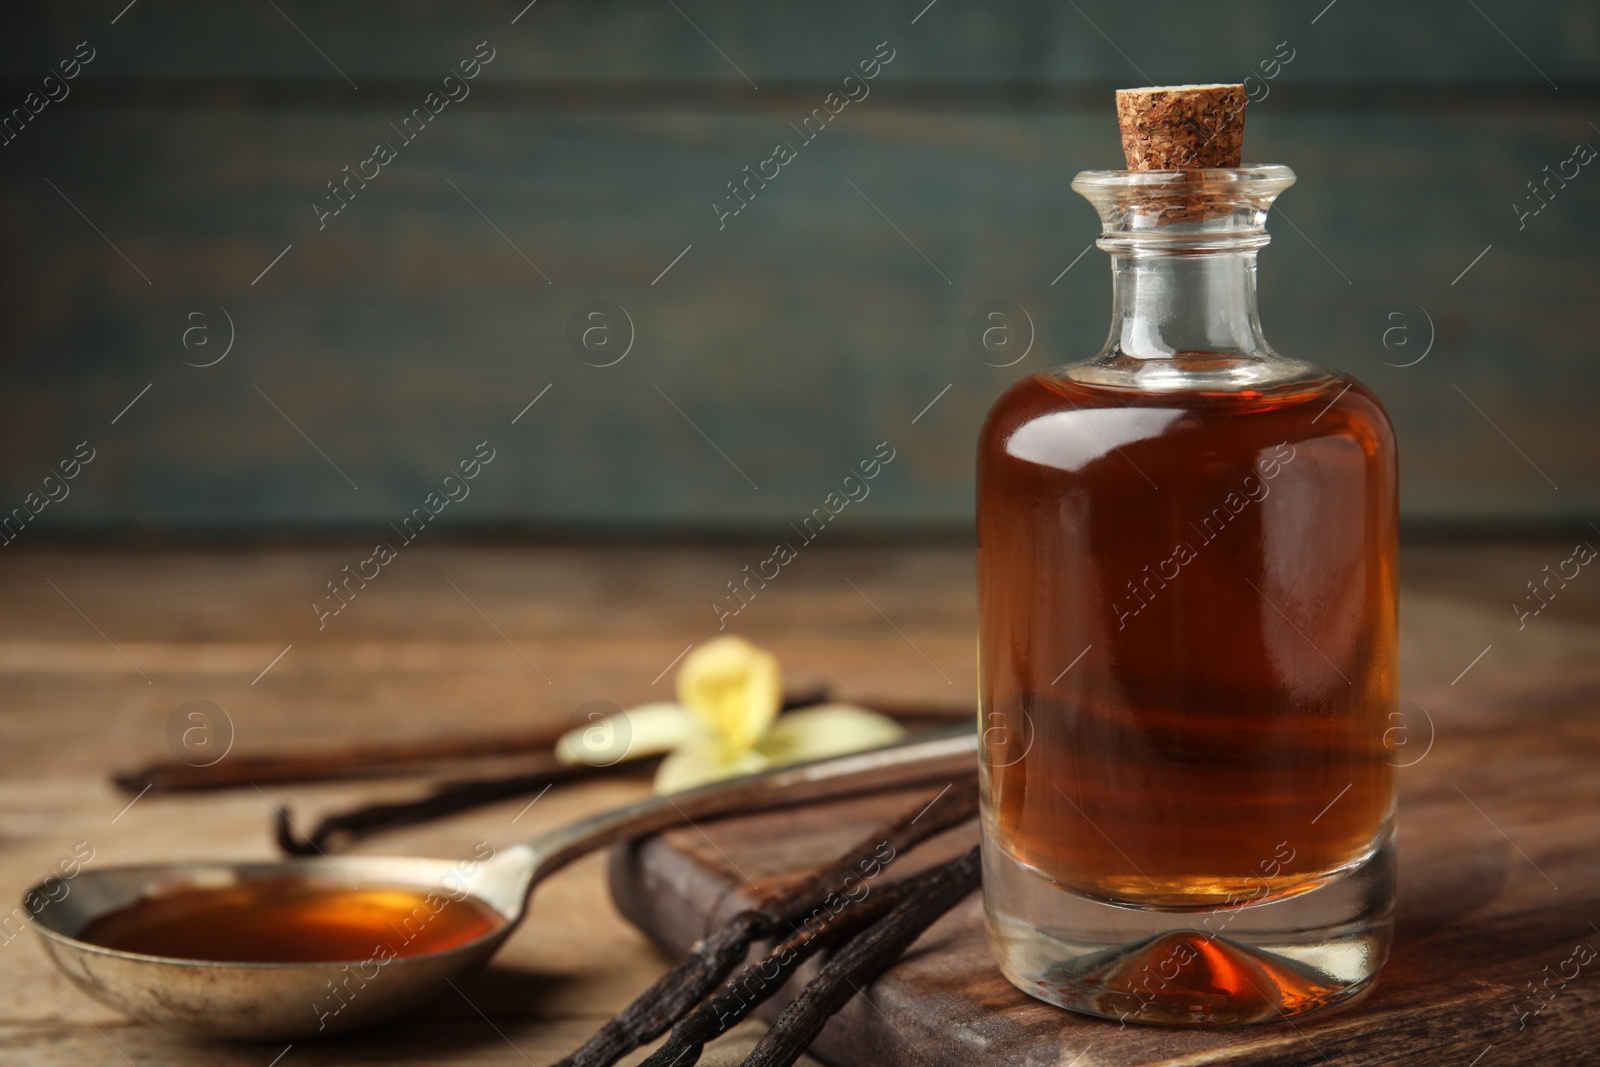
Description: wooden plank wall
xmin=0 ymin=1 xmax=1595 ymax=535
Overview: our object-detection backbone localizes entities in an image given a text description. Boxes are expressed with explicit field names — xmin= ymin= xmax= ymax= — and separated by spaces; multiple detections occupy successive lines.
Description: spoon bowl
xmin=28 ymin=728 xmax=975 ymax=1039
xmin=33 ymin=855 xmax=520 ymax=1038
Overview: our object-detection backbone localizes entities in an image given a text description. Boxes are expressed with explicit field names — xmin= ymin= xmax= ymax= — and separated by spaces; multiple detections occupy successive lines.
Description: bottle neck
xmin=1107 ymin=249 xmax=1267 ymax=361
xmin=1070 ymin=166 xmax=1298 ymax=375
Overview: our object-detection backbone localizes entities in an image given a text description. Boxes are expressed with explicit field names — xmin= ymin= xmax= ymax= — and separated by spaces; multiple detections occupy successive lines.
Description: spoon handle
xmin=520 ymin=725 xmax=977 ymax=888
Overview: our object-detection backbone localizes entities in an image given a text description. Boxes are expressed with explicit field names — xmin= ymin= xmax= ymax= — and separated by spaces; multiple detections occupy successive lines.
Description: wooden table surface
xmin=1 ymin=540 xmax=1596 ymax=1066
xmin=614 ymin=666 xmax=1600 ymax=1066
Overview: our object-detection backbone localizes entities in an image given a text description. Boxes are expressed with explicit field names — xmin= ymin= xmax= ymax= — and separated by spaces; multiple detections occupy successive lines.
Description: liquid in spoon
xmin=78 ymin=878 xmax=506 ymax=963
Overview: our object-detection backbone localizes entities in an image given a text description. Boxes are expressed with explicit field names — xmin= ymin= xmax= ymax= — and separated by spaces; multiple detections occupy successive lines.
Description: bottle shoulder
xmin=979 ymin=362 xmax=1394 ymax=464
xmin=1063 ymin=350 xmax=1333 ymax=394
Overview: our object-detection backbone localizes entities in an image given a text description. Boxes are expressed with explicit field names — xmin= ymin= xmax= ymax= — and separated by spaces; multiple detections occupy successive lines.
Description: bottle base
xmin=982 ymin=828 xmax=1395 ymax=1026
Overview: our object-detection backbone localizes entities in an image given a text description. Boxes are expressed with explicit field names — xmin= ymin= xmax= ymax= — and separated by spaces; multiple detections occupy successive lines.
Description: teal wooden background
xmin=0 ymin=1 xmax=1595 ymax=535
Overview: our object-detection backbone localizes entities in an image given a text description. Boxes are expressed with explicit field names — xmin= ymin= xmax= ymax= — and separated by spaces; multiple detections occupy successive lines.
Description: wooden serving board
xmin=609 ymin=663 xmax=1600 ymax=1066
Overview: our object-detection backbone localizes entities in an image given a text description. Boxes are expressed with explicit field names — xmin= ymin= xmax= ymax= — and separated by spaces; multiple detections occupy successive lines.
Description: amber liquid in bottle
xmin=78 ymin=878 xmax=506 ymax=963
xmin=978 ymin=365 xmax=1397 ymax=910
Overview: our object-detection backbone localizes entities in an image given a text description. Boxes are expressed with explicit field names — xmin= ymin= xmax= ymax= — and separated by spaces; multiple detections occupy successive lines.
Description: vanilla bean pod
xmin=554 ymin=778 xmax=978 ymax=1067
xmin=640 ymin=859 xmax=948 ymax=1067
xmin=269 ymin=691 xmax=858 ymax=855
xmin=739 ymin=844 xmax=982 ymax=1067
xmin=275 ymin=759 xmax=653 ymax=855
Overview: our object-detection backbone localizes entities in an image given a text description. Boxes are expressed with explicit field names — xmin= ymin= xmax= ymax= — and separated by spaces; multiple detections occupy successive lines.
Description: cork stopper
xmin=1115 ymin=84 xmax=1247 ymax=170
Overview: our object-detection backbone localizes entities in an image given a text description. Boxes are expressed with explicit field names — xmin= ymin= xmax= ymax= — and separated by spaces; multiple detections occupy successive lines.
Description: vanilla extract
xmin=977 ymin=84 xmax=1399 ymax=1025
xmin=78 ymin=879 xmax=504 ymax=964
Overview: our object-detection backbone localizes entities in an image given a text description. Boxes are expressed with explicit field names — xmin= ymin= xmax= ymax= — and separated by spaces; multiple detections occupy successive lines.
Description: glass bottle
xmin=976 ymin=164 xmax=1398 ymax=1025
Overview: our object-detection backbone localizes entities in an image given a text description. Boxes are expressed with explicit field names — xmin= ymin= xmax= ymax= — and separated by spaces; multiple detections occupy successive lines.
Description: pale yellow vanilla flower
xmin=755 ymin=704 xmax=906 ymax=765
xmin=653 ymin=743 xmax=768 ymax=795
xmin=553 ymin=636 xmax=905 ymax=793
xmin=675 ymin=637 xmax=781 ymax=757
xmin=554 ymin=703 xmax=693 ymax=767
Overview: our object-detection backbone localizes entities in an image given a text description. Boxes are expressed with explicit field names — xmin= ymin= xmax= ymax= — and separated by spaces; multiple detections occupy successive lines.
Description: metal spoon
xmin=27 ymin=728 xmax=975 ymax=1039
